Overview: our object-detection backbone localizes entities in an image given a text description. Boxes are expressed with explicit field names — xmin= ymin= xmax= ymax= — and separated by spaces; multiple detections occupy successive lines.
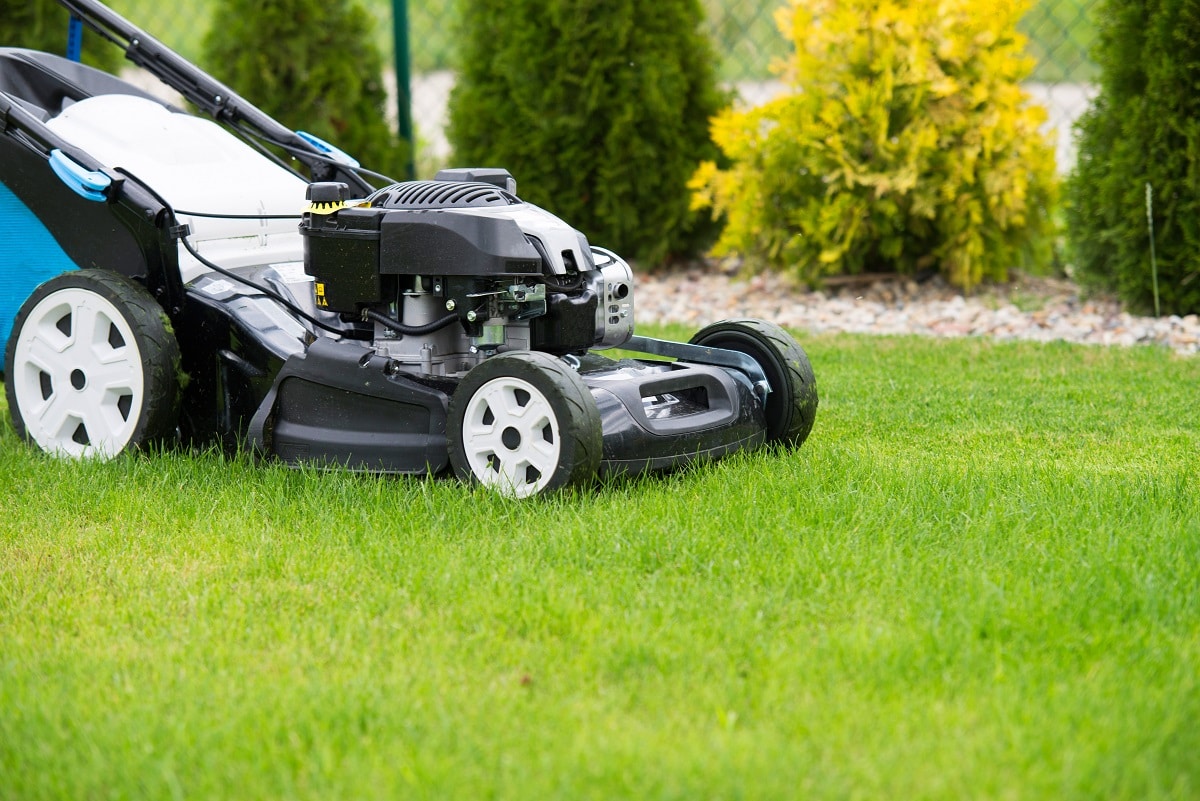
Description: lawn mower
xmin=0 ymin=0 xmax=817 ymax=497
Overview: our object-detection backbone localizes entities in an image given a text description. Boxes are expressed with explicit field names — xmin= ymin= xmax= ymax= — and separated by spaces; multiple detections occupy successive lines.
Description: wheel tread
xmin=689 ymin=318 xmax=818 ymax=447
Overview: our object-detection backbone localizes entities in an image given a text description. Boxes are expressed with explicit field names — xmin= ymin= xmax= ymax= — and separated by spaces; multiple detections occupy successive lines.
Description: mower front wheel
xmin=4 ymin=270 xmax=181 ymax=459
xmin=448 ymin=352 xmax=602 ymax=498
xmin=690 ymin=319 xmax=818 ymax=448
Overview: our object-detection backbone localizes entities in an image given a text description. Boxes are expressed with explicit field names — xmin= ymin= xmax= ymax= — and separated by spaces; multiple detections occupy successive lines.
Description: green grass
xmin=2 ymin=330 xmax=1198 ymax=800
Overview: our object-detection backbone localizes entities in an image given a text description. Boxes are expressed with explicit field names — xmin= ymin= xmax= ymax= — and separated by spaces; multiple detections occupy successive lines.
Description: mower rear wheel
xmin=689 ymin=319 xmax=818 ymax=447
xmin=4 ymin=270 xmax=181 ymax=459
xmin=448 ymin=351 xmax=602 ymax=498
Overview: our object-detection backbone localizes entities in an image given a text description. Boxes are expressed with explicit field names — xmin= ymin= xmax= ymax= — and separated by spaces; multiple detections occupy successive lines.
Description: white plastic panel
xmin=45 ymin=94 xmax=307 ymax=283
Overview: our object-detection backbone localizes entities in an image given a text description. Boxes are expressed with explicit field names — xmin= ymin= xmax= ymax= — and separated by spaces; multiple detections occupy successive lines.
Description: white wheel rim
xmin=461 ymin=375 xmax=561 ymax=498
xmin=11 ymin=286 xmax=145 ymax=459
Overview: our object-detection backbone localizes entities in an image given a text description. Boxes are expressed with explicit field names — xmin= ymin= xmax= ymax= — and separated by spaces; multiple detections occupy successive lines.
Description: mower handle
xmin=54 ymin=0 xmax=378 ymax=196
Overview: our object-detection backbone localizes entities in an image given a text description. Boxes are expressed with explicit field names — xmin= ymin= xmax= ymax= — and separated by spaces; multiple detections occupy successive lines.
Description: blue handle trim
xmin=296 ymin=130 xmax=360 ymax=168
xmin=48 ymin=149 xmax=110 ymax=202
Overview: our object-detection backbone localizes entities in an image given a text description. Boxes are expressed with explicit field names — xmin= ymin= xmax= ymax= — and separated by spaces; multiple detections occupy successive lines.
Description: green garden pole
xmin=392 ymin=0 xmax=415 ymax=179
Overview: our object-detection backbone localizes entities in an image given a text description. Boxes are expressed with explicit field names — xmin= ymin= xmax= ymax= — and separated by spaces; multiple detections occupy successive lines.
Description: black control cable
xmin=226 ymin=119 xmax=399 ymax=187
xmin=171 ymin=210 xmax=473 ymax=340
xmin=105 ymin=165 xmax=370 ymax=339
xmin=173 ymin=208 xmax=303 ymax=220
xmin=176 ymin=234 xmax=359 ymax=338
xmin=170 ymin=207 xmax=478 ymax=338
xmin=363 ymin=308 xmax=460 ymax=337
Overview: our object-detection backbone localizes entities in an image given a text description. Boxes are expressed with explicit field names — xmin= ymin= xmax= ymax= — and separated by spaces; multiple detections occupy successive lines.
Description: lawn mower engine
xmin=302 ymin=168 xmax=635 ymax=374
xmin=258 ymin=167 xmax=816 ymax=497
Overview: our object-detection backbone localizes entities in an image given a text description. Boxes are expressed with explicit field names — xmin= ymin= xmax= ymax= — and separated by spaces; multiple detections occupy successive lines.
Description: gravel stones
xmin=634 ymin=268 xmax=1200 ymax=356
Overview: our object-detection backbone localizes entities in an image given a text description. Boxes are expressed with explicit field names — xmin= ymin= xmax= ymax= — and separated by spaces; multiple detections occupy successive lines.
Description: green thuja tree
xmin=691 ymin=0 xmax=1058 ymax=289
xmin=0 ymin=0 xmax=120 ymax=71
xmin=447 ymin=0 xmax=726 ymax=263
xmin=202 ymin=0 xmax=408 ymax=183
xmin=1067 ymin=0 xmax=1200 ymax=314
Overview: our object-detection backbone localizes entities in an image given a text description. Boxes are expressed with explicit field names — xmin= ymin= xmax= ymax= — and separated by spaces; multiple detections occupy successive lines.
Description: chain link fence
xmin=67 ymin=0 xmax=1100 ymax=174
xmin=405 ymin=0 xmax=1102 ymax=174
xmin=1017 ymin=0 xmax=1102 ymax=170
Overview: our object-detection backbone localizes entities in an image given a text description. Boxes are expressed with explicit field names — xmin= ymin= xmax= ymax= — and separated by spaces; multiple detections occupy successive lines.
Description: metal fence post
xmin=66 ymin=15 xmax=84 ymax=61
xmin=392 ymin=0 xmax=415 ymax=180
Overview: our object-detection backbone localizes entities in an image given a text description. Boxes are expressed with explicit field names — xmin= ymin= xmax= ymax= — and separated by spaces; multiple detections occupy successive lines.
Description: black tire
xmin=448 ymin=351 xmax=602 ymax=497
xmin=689 ymin=318 xmax=818 ymax=447
xmin=4 ymin=269 xmax=181 ymax=458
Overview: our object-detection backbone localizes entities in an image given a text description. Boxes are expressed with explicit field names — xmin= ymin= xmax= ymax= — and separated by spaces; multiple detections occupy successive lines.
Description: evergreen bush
xmin=446 ymin=0 xmax=726 ymax=264
xmin=0 ymin=0 xmax=121 ymax=72
xmin=690 ymin=0 xmax=1058 ymax=289
xmin=202 ymin=0 xmax=408 ymax=183
xmin=1066 ymin=0 xmax=1200 ymax=314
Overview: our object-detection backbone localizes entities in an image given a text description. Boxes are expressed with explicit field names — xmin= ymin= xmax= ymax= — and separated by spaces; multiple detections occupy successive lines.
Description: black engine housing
xmin=302 ymin=197 xmax=544 ymax=313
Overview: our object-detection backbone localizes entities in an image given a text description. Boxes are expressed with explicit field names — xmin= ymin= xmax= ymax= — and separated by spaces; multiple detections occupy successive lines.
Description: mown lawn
xmin=1 ymin=329 xmax=1197 ymax=800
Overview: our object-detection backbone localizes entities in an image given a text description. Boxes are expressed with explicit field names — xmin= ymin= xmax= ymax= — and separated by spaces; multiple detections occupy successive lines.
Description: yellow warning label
xmin=315 ymin=282 xmax=328 ymax=308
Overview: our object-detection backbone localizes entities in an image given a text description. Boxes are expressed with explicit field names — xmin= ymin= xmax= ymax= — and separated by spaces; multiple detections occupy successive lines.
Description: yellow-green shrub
xmin=691 ymin=0 xmax=1058 ymax=289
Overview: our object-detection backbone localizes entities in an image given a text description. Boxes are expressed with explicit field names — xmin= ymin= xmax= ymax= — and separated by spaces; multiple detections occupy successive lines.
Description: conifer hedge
xmin=446 ymin=0 xmax=726 ymax=264
xmin=1067 ymin=0 xmax=1200 ymax=314
xmin=0 ymin=0 xmax=121 ymax=72
xmin=202 ymin=0 xmax=408 ymax=183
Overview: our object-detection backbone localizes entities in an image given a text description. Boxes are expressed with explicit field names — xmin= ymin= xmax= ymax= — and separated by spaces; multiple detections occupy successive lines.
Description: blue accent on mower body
xmin=0 ymin=182 xmax=80 ymax=357
xmin=296 ymin=130 xmax=360 ymax=168
xmin=48 ymin=149 xmax=111 ymax=201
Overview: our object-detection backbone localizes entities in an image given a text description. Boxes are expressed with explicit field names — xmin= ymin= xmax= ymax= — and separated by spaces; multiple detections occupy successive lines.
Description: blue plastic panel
xmin=48 ymin=149 xmax=111 ymax=201
xmin=0 ymin=182 xmax=80 ymax=359
xmin=296 ymin=130 xmax=360 ymax=168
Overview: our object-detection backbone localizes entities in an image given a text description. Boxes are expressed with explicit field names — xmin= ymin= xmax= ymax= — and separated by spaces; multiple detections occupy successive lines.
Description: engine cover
xmin=301 ymin=197 xmax=544 ymax=313
xmin=302 ymin=174 xmax=635 ymax=368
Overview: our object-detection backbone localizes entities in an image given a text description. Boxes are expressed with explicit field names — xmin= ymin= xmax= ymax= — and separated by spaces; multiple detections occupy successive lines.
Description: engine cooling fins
xmin=369 ymin=181 xmax=522 ymax=210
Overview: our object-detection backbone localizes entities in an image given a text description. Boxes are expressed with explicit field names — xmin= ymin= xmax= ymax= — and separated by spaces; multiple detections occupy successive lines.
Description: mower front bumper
xmin=580 ymin=356 xmax=767 ymax=476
